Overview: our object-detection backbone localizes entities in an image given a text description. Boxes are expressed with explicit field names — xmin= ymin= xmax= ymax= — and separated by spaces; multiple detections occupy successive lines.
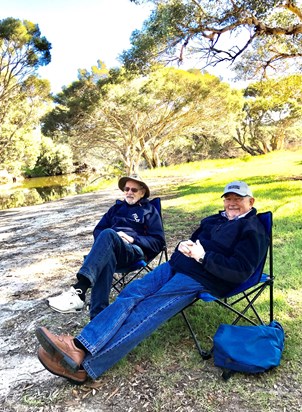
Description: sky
xmin=1 ymin=0 xmax=154 ymax=93
xmin=1 ymin=0 xmax=241 ymax=94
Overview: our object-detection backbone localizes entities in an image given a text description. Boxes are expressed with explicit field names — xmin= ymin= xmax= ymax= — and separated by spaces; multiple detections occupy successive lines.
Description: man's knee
xmin=100 ymin=228 xmax=118 ymax=238
xmin=94 ymin=228 xmax=119 ymax=246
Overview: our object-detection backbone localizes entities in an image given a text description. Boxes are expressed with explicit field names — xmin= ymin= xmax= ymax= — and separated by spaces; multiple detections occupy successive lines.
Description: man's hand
xmin=178 ymin=239 xmax=205 ymax=262
xmin=117 ymin=231 xmax=134 ymax=244
xmin=178 ymin=240 xmax=194 ymax=257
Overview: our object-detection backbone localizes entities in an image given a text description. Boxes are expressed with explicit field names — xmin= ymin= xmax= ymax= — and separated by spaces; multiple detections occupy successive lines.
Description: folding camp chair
xmin=112 ymin=197 xmax=168 ymax=293
xmin=181 ymin=211 xmax=274 ymax=359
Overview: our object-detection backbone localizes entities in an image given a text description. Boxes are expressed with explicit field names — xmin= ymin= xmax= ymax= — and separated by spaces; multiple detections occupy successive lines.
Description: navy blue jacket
xmin=93 ymin=199 xmax=165 ymax=261
xmin=169 ymin=208 xmax=269 ymax=297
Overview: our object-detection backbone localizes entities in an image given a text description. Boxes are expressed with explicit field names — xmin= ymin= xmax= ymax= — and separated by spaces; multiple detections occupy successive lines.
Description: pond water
xmin=0 ymin=174 xmax=92 ymax=210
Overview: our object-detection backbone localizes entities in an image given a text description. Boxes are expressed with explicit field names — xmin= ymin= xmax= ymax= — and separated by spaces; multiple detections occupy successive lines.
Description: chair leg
xmin=269 ymin=279 xmax=274 ymax=323
xmin=181 ymin=310 xmax=212 ymax=359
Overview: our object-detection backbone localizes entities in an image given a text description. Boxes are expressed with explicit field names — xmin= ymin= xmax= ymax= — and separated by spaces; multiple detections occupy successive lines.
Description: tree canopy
xmin=0 ymin=17 xmax=51 ymax=103
xmin=235 ymin=74 xmax=302 ymax=154
xmin=123 ymin=0 xmax=302 ymax=80
xmin=43 ymin=66 xmax=242 ymax=174
xmin=0 ymin=17 xmax=52 ymax=174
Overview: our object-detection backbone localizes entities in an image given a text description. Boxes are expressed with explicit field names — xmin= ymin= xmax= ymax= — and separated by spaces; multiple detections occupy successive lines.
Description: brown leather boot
xmin=38 ymin=346 xmax=87 ymax=384
xmin=35 ymin=326 xmax=85 ymax=372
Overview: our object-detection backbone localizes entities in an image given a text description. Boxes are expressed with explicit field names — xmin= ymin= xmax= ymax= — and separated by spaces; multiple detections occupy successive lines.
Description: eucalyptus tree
xmin=28 ymin=136 xmax=74 ymax=177
xmin=0 ymin=75 xmax=51 ymax=174
xmin=235 ymin=75 xmax=302 ymax=154
xmin=0 ymin=17 xmax=52 ymax=173
xmin=123 ymin=0 xmax=302 ymax=80
xmin=43 ymin=66 xmax=242 ymax=174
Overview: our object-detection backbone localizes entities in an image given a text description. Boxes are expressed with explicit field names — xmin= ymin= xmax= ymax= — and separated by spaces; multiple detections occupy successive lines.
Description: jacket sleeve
xmin=92 ymin=206 xmax=114 ymax=241
xmin=202 ymin=223 xmax=269 ymax=284
xmin=133 ymin=207 xmax=165 ymax=259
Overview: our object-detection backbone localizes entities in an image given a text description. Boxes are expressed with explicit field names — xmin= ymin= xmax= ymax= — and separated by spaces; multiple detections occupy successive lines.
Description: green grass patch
xmin=80 ymin=149 xmax=302 ymax=408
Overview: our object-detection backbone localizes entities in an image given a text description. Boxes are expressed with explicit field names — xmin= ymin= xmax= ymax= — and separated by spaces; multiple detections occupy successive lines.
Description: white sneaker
xmin=47 ymin=287 xmax=85 ymax=313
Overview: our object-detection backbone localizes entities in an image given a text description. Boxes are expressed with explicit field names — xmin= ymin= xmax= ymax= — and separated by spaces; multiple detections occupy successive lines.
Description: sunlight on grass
xmin=145 ymin=149 xmax=302 ymax=377
xmin=83 ymin=149 xmax=302 ymax=382
xmin=142 ymin=149 xmax=302 ymax=182
xmin=81 ymin=177 xmax=116 ymax=193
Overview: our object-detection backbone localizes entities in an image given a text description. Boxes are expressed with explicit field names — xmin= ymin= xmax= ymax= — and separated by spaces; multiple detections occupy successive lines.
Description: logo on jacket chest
xmin=132 ymin=213 xmax=141 ymax=222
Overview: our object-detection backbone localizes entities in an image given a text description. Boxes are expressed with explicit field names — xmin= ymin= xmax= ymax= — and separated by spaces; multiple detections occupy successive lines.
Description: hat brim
xmin=118 ymin=176 xmax=150 ymax=198
xmin=221 ymin=190 xmax=252 ymax=197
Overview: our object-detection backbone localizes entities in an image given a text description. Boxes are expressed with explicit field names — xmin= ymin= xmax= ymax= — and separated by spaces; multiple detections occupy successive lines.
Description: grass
xmin=86 ymin=149 xmax=302 ymax=350
xmin=124 ymin=151 xmax=301 ymax=404
xmin=75 ymin=149 xmax=302 ymax=410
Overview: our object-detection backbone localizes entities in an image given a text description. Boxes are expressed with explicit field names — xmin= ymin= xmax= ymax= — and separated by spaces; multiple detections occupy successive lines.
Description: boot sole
xmin=35 ymin=327 xmax=79 ymax=373
xmin=38 ymin=351 xmax=86 ymax=385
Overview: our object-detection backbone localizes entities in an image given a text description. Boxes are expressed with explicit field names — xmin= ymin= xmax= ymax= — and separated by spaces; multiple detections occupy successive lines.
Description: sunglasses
xmin=124 ymin=186 xmax=141 ymax=193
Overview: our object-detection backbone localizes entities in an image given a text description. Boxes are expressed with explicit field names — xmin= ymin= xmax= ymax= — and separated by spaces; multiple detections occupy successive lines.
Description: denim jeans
xmin=78 ymin=228 xmax=144 ymax=319
xmin=77 ymin=262 xmax=205 ymax=380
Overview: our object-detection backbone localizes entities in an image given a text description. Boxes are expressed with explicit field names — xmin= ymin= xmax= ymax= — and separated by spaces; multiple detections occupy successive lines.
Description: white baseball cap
xmin=221 ymin=181 xmax=253 ymax=197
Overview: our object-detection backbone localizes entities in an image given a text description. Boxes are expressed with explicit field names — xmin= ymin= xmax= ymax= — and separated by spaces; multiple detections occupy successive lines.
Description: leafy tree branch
xmin=124 ymin=0 xmax=302 ymax=80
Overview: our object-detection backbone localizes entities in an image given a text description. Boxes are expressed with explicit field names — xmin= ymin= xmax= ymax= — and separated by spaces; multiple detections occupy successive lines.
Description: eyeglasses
xmin=124 ymin=187 xmax=141 ymax=193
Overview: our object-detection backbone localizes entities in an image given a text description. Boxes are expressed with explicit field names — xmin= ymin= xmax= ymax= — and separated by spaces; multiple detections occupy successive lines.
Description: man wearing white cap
xmin=47 ymin=175 xmax=165 ymax=319
xmin=220 ymin=180 xmax=254 ymax=220
xmin=36 ymin=180 xmax=269 ymax=384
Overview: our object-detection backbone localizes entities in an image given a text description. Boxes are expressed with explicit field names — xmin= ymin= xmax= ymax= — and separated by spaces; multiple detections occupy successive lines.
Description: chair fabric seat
xmin=199 ymin=272 xmax=271 ymax=301
xmin=116 ymin=259 xmax=148 ymax=274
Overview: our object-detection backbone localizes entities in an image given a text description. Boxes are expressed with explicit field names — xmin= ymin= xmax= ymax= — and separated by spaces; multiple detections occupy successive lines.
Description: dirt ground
xmin=0 ymin=179 xmax=185 ymax=412
xmin=1 ymin=178 xmax=301 ymax=412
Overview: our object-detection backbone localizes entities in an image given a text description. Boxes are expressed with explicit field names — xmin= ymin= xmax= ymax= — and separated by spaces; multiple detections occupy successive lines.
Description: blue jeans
xmin=76 ymin=262 xmax=205 ymax=380
xmin=78 ymin=228 xmax=144 ymax=319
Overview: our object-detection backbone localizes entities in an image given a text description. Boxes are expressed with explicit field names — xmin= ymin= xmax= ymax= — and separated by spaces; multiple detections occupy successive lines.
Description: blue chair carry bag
xmin=213 ymin=320 xmax=285 ymax=379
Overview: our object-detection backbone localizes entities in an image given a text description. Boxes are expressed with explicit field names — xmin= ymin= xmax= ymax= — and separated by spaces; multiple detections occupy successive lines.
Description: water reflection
xmin=0 ymin=174 xmax=89 ymax=210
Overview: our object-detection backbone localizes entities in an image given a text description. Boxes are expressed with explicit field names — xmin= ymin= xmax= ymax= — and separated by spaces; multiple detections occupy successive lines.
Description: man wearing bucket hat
xmin=47 ymin=175 xmax=165 ymax=319
xmin=36 ymin=180 xmax=269 ymax=384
